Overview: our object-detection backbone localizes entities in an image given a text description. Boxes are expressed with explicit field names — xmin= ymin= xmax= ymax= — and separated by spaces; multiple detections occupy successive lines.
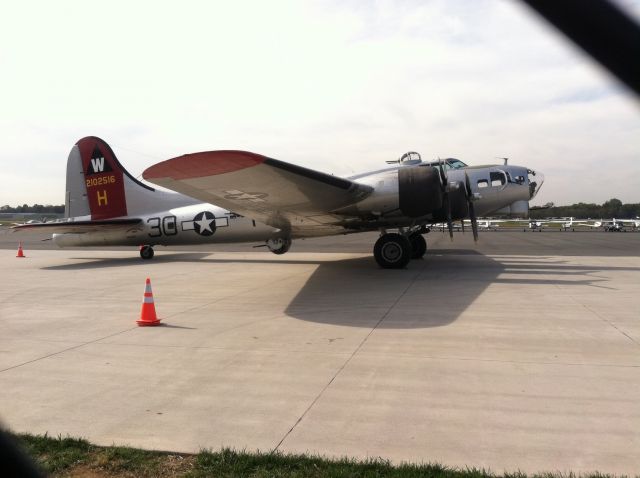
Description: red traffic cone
xmin=137 ymin=278 xmax=161 ymax=326
xmin=16 ymin=242 xmax=26 ymax=258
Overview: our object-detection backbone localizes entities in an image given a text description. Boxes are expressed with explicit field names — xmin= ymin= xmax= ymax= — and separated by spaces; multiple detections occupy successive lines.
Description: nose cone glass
xmin=528 ymin=170 xmax=544 ymax=199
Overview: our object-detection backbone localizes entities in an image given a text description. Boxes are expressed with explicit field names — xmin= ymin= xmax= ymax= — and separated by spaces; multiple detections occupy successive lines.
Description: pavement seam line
xmin=272 ymin=261 xmax=427 ymax=452
xmin=1 ymin=267 xmax=314 ymax=373
xmin=580 ymin=302 xmax=639 ymax=347
xmin=560 ymin=284 xmax=639 ymax=348
xmin=0 ymin=327 xmax=138 ymax=374
xmin=90 ymin=266 xmax=313 ymax=344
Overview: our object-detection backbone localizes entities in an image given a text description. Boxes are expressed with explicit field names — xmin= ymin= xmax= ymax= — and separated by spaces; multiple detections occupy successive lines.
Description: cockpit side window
xmin=490 ymin=172 xmax=505 ymax=187
xmin=477 ymin=179 xmax=489 ymax=188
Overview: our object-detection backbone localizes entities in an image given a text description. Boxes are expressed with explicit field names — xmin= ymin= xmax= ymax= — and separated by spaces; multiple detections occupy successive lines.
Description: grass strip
xmin=11 ymin=432 xmax=625 ymax=478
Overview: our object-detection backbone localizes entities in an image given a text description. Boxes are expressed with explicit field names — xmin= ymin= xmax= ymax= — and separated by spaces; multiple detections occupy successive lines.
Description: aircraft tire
xmin=409 ymin=233 xmax=427 ymax=259
xmin=267 ymin=238 xmax=292 ymax=255
xmin=374 ymin=233 xmax=412 ymax=269
xmin=271 ymin=245 xmax=289 ymax=255
xmin=140 ymin=245 xmax=154 ymax=260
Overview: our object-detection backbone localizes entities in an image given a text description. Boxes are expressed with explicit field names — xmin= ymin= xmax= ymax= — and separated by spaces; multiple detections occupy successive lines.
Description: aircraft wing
xmin=143 ymin=151 xmax=373 ymax=235
xmin=11 ymin=218 xmax=143 ymax=234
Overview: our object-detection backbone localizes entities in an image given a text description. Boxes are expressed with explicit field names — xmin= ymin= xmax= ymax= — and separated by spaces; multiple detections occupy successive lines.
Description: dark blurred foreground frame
xmin=0 ymin=429 xmax=45 ymax=478
xmin=522 ymin=0 xmax=640 ymax=96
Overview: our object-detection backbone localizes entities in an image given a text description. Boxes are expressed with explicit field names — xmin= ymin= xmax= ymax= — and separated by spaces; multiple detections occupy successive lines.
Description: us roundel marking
xmin=193 ymin=211 xmax=216 ymax=236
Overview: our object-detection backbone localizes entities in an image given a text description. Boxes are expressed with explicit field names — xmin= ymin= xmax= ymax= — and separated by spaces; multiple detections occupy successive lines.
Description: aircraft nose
xmin=528 ymin=169 xmax=544 ymax=199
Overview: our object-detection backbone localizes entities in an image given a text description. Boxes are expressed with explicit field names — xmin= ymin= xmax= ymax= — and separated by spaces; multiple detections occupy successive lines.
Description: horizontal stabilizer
xmin=11 ymin=218 xmax=143 ymax=234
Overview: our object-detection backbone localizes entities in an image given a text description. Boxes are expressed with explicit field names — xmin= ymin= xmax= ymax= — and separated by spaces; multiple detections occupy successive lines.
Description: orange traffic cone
xmin=16 ymin=242 xmax=25 ymax=258
xmin=137 ymin=278 xmax=161 ymax=326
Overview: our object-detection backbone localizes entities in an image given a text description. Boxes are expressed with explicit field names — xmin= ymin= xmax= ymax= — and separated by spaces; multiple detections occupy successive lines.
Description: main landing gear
xmin=409 ymin=233 xmax=427 ymax=259
xmin=373 ymin=231 xmax=427 ymax=269
xmin=140 ymin=245 xmax=155 ymax=260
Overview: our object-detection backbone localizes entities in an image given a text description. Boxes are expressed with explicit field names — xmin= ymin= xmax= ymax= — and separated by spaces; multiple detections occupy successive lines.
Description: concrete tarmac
xmin=0 ymin=231 xmax=638 ymax=475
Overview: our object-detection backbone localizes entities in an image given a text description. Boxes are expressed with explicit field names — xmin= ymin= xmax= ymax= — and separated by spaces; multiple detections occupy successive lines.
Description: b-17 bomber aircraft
xmin=13 ymin=137 xmax=543 ymax=268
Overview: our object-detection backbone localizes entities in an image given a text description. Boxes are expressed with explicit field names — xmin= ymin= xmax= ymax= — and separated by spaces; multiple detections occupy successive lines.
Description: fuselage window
xmin=477 ymin=179 xmax=489 ymax=188
xmin=490 ymin=172 xmax=505 ymax=187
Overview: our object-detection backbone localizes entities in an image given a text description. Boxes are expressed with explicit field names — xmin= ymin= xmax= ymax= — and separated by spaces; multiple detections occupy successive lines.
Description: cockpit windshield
xmin=423 ymin=158 xmax=468 ymax=170
xmin=387 ymin=153 xmax=469 ymax=170
xmin=444 ymin=158 xmax=467 ymax=170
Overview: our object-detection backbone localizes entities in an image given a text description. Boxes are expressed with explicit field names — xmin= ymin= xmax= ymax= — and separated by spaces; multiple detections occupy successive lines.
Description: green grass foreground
xmin=10 ymin=433 xmax=625 ymax=478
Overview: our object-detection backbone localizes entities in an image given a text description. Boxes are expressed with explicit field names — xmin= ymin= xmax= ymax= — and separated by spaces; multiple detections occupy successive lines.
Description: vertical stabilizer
xmin=65 ymin=136 xmax=198 ymax=220
xmin=76 ymin=136 xmax=129 ymax=220
xmin=65 ymin=143 xmax=91 ymax=218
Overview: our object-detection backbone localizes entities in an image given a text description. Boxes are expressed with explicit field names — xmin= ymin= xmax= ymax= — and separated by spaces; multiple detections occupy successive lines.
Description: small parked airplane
xmin=465 ymin=219 xmax=505 ymax=231
xmin=12 ymin=137 xmax=543 ymax=268
xmin=556 ymin=217 xmax=596 ymax=231
xmin=522 ymin=217 xmax=595 ymax=231
xmin=525 ymin=220 xmax=547 ymax=231
xmin=603 ymin=218 xmax=640 ymax=231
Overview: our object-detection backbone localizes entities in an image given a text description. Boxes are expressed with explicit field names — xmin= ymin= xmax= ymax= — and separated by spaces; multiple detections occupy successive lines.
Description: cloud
xmin=0 ymin=0 xmax=637 ymax=206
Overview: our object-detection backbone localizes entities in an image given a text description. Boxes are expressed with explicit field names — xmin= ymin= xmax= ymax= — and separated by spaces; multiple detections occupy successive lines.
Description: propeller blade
xmin=443 ymin=194 xmax=453 ymax=240
xmin=438 ymin=159 xmax=454 ymax=240
xmin=464 ymin=171 xmax=479 ymax=243
xmin=469 ymin=200 xmax=479 ymax=242
xmin=438 ymin=158 xmax=448 ymax=190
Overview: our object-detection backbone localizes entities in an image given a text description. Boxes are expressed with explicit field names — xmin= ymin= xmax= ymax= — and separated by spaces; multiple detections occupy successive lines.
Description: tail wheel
xmin=267 ymin=238 xmax=292 ymax=255
xmin=409 ymin=233 xmax=427 ymax=259
xmin=374 ymin=233 xmax=412 ymax=269
xmin=140 ymin=245 xmax=154 ymax=260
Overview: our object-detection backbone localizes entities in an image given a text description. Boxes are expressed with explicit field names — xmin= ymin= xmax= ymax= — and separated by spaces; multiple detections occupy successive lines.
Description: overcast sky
xmin=1 ymin=0 xmax=638 ymax=207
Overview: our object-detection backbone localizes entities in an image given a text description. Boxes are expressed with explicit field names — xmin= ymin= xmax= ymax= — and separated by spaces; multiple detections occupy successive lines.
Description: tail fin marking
xmin=66 ymin=136 xmax=198 ymax=220
xmin=77 ymin=137 xmax=128 ymax=220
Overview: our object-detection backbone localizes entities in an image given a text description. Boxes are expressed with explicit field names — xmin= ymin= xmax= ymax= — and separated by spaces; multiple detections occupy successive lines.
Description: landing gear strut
xmin=140 ymin=245 xmax=155 ymax=260
xmin=374 ymin=233 xmax=412 ymax=269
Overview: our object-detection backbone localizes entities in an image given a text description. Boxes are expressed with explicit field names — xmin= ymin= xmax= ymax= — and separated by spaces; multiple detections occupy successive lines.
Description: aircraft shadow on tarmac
xmin=41 ymin=251 xmax=640 ymax=329
xmin=42 ymin=252 xmax=215 ymax=270
xmin=41 ymin=252 xmax=328 ymax=270
xmin=283 ymin=254 xmax=639 ymax=329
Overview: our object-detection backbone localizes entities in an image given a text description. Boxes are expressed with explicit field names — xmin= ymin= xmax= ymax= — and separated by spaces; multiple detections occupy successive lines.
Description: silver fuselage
xmin=53 ymin=163 xmax=539 ymax=248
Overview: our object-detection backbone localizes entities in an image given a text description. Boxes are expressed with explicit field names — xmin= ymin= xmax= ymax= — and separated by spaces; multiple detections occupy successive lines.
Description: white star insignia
xmin=195 ymin=216 xmax=214 ymax=233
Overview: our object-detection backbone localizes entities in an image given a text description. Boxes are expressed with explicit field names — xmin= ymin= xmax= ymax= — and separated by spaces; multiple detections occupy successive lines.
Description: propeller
xmin=437 ymin=159 xmax=454 ymax=240
xmin=464 ymin=171 xmax=479 ymax=242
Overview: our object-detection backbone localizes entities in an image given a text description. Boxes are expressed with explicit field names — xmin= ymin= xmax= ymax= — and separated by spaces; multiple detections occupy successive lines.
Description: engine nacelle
xmin=339 ymin=165 xmax=447 ymax=219
xmin=398 ymin=166 xmax=443 ymax=217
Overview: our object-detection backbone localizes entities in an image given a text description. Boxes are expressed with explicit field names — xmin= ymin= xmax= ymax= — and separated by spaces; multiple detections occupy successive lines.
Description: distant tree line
xmin=1 ymin=199 xmax=638 ymax=219
xmin=529 ymin=199 xmax=640 ymax=219
xmin=1 ymin=204 xmax=65 ymax=214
